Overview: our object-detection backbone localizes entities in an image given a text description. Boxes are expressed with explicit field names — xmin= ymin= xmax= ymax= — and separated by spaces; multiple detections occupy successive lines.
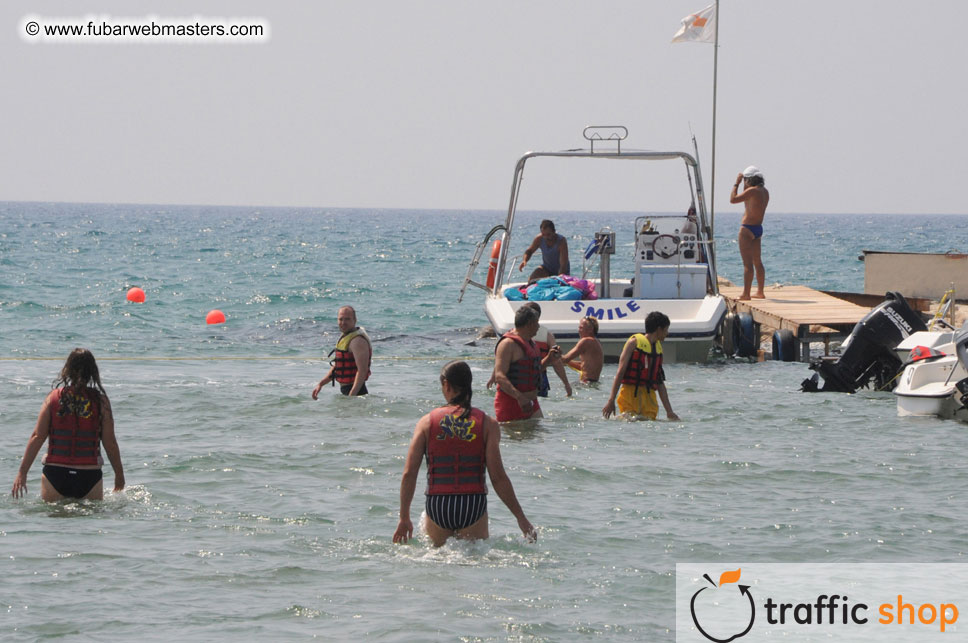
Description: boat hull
xmin=894 ymin=349 xmax=968 ymax=421
xmin=895 ymin=388 xmax=963 ymax=418
xmin=484 ymin=289 xmax=726 ymax=363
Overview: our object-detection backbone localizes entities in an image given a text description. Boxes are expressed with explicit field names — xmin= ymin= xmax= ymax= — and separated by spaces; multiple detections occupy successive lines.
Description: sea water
xmin=2 ymin=202 xmax=967 ymax=641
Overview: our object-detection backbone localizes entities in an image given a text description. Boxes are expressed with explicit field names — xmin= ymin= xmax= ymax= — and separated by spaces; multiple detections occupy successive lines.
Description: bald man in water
xmin=312 ymin=306 xmax=371 ymax=397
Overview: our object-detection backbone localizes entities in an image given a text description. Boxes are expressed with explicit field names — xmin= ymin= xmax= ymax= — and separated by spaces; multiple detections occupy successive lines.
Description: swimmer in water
xmin=11 ymin=348 xmax=125 ymax=501
xmin=312 ymin=305 xmax=371 ymax=397
xmin=393 ymin=361 xmax=537 ymax=547
xmin=561 ymin=317 xmax=604 ymax=383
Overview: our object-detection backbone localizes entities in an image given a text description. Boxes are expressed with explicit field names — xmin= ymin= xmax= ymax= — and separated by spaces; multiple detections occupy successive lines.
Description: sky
xmin=2 ymin=1 xmax=966 ymax=215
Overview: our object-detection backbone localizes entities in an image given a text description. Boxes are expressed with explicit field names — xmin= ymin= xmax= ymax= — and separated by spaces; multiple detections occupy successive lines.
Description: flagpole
xmin=710 ymin=0 xmax=719 ymax=239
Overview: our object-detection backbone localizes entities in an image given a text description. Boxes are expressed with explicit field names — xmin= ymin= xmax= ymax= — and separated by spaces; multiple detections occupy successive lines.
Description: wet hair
xmin=524 ymin=301 xmax=542 ymax=318
xmin=746 ymin=175 xmax=765 ymax=187
xmin=52 ymin=348 xmax=107 ymax=419
xmin=514 ymin=305 xmax=539 ymax=329
xmin=440 ymin=360 xmax=473 ymax=418
xmin=645 ymin=311 xmax=671 ymax=334
xmin=583 ymin=317 xmax=599 ymax=336
xmin=54 ymin=348 xmax=104 ymax=392
xmin=539 ymin=219 xmax=556 ymax=232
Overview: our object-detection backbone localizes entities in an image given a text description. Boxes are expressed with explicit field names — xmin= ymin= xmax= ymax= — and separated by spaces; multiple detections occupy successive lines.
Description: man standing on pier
xmin=730 ymin=166 xmax=770 ymax=300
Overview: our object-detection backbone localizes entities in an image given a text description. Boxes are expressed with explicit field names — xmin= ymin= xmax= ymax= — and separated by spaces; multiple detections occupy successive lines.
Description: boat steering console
xmin=651 ymin=234 xmax=680 ymax=259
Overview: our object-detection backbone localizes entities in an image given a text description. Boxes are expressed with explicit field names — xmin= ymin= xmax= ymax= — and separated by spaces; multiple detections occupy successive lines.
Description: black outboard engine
xmin=955 ymin=327 xmax=968 ymax=409
xmin=801 ymin=291 xmax=927 ymax=393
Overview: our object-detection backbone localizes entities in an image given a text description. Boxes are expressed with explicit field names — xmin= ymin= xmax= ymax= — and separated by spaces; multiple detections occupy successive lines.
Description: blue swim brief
xmin=741 ymin=224 xmax=763 ymax=240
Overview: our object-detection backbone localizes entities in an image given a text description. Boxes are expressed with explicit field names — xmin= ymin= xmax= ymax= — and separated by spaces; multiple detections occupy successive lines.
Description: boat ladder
xmin=458 ymin=225 xmax=506 ymax=303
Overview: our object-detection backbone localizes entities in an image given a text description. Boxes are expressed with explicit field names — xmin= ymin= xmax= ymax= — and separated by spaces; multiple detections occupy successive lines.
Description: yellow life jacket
xmin=330 ymin=327 xmax=371 ymax=385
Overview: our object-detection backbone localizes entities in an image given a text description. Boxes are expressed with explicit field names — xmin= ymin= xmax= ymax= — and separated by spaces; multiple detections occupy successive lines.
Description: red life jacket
xmin=425 ymin=405 xmax=488 ymax=495
xmin=497 ymin=332 xmax=541 ymax=393
xmin=621 ymin=334 xmax=664 ymax=394
xmin=330 ymin=328 xmax=371 ymax=385
xmin=44 ymin=387 xmax=103 ymax=467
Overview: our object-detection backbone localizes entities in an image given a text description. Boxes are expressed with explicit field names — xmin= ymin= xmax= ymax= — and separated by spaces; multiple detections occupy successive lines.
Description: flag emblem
xmin=672 ymin=3 xmax=717 ymax=44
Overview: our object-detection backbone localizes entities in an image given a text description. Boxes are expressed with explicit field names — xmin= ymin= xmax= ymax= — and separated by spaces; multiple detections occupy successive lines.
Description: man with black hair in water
xmin=602 ymin=311 xmax=679 ymax=421
xmin=492 ymin=306 xmax=543 ymax=422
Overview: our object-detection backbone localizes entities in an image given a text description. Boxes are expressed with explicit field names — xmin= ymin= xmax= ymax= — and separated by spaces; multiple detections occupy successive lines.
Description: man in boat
xmin=518 ymin=219 xmax=570 ymax=276
xmin=312 ymin=306 xmax=371 ymax=397
xmin=730 ymin=166 xmax=770 ymax=301
xmin=562 ymin=317 xmax=604 ymax=383
xmin=602 ymin=311 xmax=679 ymax=421
xmin=493 ymin=306 xmax=543 ymax=422
xmin=680 ymin=205 xmax=699 ymax=236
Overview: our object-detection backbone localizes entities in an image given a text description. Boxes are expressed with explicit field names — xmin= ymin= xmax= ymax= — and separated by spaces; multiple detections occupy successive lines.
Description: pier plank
xmin=718 ymin=285 xmax=873 ymax=361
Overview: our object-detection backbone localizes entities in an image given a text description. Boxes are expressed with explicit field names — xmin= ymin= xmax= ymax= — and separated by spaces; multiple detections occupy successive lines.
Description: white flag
xmin=671 ymin=3 xmax=717 ymax=44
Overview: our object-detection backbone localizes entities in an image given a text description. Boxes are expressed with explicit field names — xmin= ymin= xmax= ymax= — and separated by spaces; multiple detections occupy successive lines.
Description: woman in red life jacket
xmin=393 ymin=361 xmax=537 ymax=547
xmin=11 ymin=348 xmax=125 ymax=502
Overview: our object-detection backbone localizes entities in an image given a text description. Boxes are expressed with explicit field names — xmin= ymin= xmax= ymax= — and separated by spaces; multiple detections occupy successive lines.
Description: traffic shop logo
xmin=684 ymin=566 xmax=960 ymax=640
xmin=689 ymin=569 xmax=755 ymax=642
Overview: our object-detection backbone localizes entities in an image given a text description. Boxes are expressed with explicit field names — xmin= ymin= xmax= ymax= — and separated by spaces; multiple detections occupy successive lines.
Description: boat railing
xmin=462 ymin=128 xmax=720 ymax=300
xmin=928 ymin=288 xmax=956 ymax=330
xmin=498 ymin=236 xmax=719 ymax=301
xmin=505 ymin=254 xmax=522 ymax=287
xmin=458 ymin=225 xmax=507 ymax=303
xmin=583 ymin=126 xmax=628 ymax=154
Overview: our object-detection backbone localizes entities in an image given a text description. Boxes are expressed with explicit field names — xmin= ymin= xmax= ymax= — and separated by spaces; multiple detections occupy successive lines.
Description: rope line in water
xmin=0 ymin=355 xmax=492 ymax=362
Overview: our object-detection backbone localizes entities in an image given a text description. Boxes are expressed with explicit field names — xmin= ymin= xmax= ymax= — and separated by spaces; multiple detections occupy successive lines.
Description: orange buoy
xmin=485 ymin=239 xmax=501 ymax=289
xmin=206 ymin=309 xmax=226 ymax=325
xmin=126 ymin=287 xmax=146 ymax=303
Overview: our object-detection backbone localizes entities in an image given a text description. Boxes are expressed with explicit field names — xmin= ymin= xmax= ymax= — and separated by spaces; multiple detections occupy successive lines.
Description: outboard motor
xmin=955 ymin=327 xmax=968 ymax=409
xmin=801 ymin=291 xmax=927 ymax=393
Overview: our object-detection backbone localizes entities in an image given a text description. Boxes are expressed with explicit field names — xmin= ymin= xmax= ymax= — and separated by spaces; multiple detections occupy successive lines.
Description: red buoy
xmin=126 ymin=287 xmax=146 ymax=303
xmin=206 ymin=309 xmax=226 ymax=325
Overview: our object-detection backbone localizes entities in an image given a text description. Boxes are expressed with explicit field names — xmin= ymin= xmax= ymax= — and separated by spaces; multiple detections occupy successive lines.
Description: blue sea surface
xmin=2 ymin=202 xmax=967 ymax=641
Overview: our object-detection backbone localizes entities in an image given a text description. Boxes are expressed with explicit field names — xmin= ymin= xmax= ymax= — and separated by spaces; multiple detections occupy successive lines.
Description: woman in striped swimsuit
xmin=393 ymin=361 xmax=537 ymax=547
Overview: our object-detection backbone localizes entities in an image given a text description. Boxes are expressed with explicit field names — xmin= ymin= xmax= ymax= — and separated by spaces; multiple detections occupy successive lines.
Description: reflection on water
xmin=500 ymin=418 xmax=548 ymax=441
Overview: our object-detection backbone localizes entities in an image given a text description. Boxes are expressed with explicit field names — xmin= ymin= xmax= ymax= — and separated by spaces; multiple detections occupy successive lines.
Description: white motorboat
xmin=459 ymin=127 xmax=727 ymax=362
xmin=894 ymin=326 xmax=968 ymax=421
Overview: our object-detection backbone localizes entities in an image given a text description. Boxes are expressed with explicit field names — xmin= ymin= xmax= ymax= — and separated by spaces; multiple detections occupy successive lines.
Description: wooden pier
xmin=718 ymin=285 xmax=874 ymax=362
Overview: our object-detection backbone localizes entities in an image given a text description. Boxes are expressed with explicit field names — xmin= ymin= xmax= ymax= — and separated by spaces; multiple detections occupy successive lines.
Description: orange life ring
xmin=486 ymin=239 xmax=501 ymax=289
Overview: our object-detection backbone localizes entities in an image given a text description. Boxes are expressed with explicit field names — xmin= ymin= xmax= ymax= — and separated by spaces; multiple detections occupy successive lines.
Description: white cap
xmin=742 ymin=165 xmax=763 ymax=178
